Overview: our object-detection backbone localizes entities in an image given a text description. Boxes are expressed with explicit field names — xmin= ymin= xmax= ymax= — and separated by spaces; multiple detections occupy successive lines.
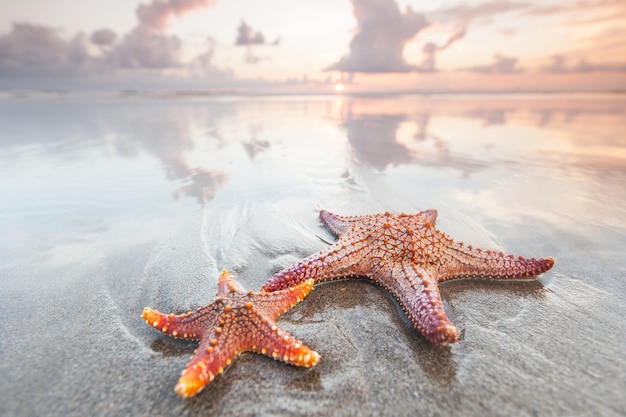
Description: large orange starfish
xmin=262 ymin=210 xmax=554 ymax=344
xmin=142 ymin=270 xmax=319 ymax=398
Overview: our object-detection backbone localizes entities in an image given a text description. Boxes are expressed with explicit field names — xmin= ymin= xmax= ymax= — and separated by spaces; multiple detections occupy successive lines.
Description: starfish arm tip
xmin=175 ymin=374 xmax=210 ymax=398
xmin=308 ymin=350 xmax=321 ymax=367
xmin=141 ymin=307 xmax=163 ymax=327
xmin=425 ymin=324 xmax=459 ymax=344
xmin=527 ymin=256 xmax=555 ymax=277
xmin=441 ymin=324 xmax=459 ymax=344
xmin=319 ymin=209 xmax=356 ymax=236
xmin=290 ymin=347 xmax=321 ymax=367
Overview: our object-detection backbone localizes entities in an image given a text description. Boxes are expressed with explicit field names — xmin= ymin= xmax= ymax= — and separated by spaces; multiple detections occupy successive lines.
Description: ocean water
xmin=0 ymin=92 xmax=624 ymax=416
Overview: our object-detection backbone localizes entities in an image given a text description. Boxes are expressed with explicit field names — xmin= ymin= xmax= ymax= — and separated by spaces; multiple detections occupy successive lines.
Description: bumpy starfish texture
xmin=142 ymin=270 xmax=319 ymax=398
xmin=262 ymin=210 xmax=554 ymax=344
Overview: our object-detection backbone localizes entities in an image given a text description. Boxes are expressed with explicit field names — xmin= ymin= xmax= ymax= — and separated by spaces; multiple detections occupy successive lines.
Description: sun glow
xmin=334 ymin=83 xmax=345 ymax=92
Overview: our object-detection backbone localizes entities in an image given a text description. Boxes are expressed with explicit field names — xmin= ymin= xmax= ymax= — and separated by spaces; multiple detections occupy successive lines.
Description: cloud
xmin=415 ymin=1 xmax=529 ymax=73
xmin=90 ymin=29 xmax=117 ymax=47
xmin=109 ymin=0 xmax=217 ymax=69
xmin=420 ymin=25 xmax=466 ymax=72
xmin=526 ymin=0 xmax=625 ymax=22
xmin=327 ymin=0 xmax=526 ymax=74
xmin=0 ymin=23 xmax=93 ymax=77
xmin=108 ymin=30 xmax=183 ymax=69
xmin=234 ymin=20 xmax=280 ymax=65
xmin=243 ymin=48 xmax=263 ymax=65
xmin=0 ymin=0 xmax=222 ymax=85
xmin=465 ymin=54 xmax=522 ymax=74
xmin=439 ymin=25 xmax=467 ymax=50
xmin=541 ymin=55 xmax=626 ymax=73
xmin=327 ymin=0 xmax=429 ymax=73
xmin=235 ymin=20 xmax=265 ymax=45
xmin=437 ymin=0 xmax=529 ymax=24
xmin=235 ymin=20 xmax=280 ymax=46
xmin=136 ymin=0 xmax=217 ymax=32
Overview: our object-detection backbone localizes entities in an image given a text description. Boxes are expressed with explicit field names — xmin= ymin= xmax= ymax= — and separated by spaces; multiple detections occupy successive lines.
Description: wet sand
xmin=0 ymin=93 xmax=625 ymax=416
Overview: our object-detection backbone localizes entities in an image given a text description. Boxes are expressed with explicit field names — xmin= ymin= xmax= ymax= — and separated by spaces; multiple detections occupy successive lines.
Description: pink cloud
xmin=110 ymin=0 xmax=218 ymax=69
xmin=541 ymin=55 xmax=626 ymax=73
xmin=436 ymin=0 xmax=529 ymax=24
xmin=136 ymin=0 xmax=217 ymax=32
xmin=0 ymin=0 xmax=221 ymax=82
xmin=327 ymin=0 xmax=429 ymax=73
xmin=328 ymin=0 xmax=531 ymax=75
xmin=421 ymin=25 xmax=466 ymax=72
xmin=465 ymin=54 xmax=522 ymax=74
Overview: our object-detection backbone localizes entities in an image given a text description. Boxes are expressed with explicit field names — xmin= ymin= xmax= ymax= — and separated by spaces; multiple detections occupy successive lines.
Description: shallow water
xmin=0 ymin=93 xmax=625 ymax=416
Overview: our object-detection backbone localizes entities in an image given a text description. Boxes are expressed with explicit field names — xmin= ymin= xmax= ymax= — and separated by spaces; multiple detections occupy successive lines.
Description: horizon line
xmin=2 ymin=87 xmax=625 ymax=100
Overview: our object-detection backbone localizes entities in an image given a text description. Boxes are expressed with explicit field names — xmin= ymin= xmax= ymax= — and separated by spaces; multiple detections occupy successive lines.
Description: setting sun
xmin=334 ymin=83 xmax=345 ymax=92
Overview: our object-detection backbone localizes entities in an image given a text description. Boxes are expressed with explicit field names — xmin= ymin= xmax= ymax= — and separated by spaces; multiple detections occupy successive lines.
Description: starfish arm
xmin=382 ymin=264 xmax=458 ymax=343
xmin=250 ymin=317 xmax=320 ymax=367
xmin=217 ymin=269 xmax=245 ymax=296
xmin=418 ymin=209 xmax=438 ymax=226
xmin=439 ymin=238 xmax=555 ymax=282
xmin=261 ymin=239 xmax=368 ymax=292
xmin=175 ymin=329 xmax=246 ymax=398
xmin=256 ymin=279 xmax=315 ymax=319
xmin=319 ymin=209 xmax=361 ymax=236
xmin=141 ymin=307 xmax=206 ymax=340
xmin=320 ymin=209 xmax=438 ymax=235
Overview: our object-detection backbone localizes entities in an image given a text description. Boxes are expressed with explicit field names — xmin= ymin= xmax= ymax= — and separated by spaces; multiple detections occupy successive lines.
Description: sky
xmin=0 ymin=0 xmax=625 ymax=92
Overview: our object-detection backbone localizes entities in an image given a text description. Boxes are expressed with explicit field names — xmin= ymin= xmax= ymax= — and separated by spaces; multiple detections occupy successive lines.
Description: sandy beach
xmin=1 ymin=93 xmax=624 ymax=416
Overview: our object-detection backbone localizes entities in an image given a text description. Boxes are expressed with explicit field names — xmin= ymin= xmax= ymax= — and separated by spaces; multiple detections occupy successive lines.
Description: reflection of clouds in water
xmin=103 ymin=104 xmax=230 ymax=204
xmin=343 ymin=113 xmax=411 ymax=170
xmin=342 ymin=104 xmax=486 ymax=175
xmin=464 ymin=109 xmax=509 ymax=126
xmin=1 ymin=94 xmax=624 ymax=209
xmin=243 ymin=124 xmax=272 ymax=160
xmin=338 ymin=95 xmax=625 ymax=181
xmin=413 ymin=113 xmax=430 ymax=141
xmin=0 ymin=99 xmax=233 ymax=204
xmin=173 ymin=168 xmax=227 ymax=204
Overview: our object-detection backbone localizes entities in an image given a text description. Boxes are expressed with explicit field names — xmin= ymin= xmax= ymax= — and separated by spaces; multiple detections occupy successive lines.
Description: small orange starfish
xmin=142 ymin=270 xmax=319 ymax=398
xmin=262 ymin=210 xmax=554 ymax=344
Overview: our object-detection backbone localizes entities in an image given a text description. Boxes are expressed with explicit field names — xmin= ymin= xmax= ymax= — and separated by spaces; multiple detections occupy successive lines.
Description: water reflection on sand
xmin=2 ymin=94 xmax=623 ymax=204
xmin=1 ymin=93 xmax=625 ymax=285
